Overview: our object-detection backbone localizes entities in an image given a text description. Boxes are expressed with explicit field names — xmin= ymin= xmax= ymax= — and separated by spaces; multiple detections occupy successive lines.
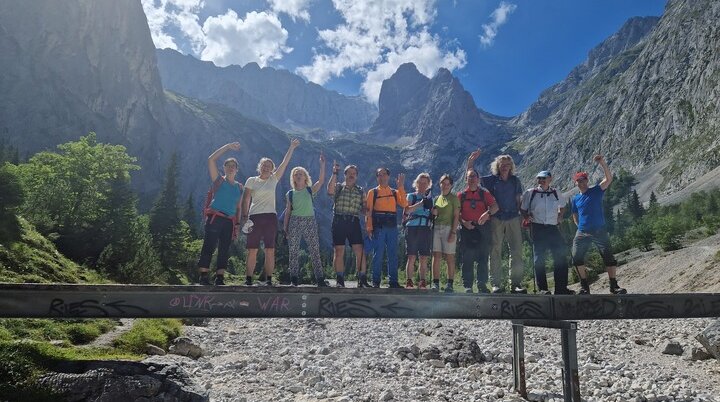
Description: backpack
xmin=371 ymin=187 xmax=398 ymax=228
xmin=459 ymin=188 xmax=486 ymax=210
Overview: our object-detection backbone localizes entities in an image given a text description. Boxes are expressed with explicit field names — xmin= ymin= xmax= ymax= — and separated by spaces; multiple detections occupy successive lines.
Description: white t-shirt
xmin=520 ymin=186 xmax=567 ymax=225
xmin=245 ymin=175 xmax=279 ymax=215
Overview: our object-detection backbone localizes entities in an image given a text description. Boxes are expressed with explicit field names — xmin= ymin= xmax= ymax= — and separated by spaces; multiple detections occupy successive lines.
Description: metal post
xmin=512 ymin=322 xmax=527 ymax=398
xmin=561 ymin=322 xmax=581 ymax=401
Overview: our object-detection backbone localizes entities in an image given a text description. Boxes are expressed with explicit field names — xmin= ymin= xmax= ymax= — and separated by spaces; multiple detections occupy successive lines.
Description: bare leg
xmin=264 ymin=248 xmax=275 ymax=278
xmin=432 ymin=252 xmax=442 ymax=281
xmin=446 ymin=254 xmax=456 ymax=281
xmin=246 ymin=249 xmax=258 ymax=277
xmin=351 ymin=244 xmax=364 ymax=273
xmin=418 ymin=256 xmax=428 ymax=282
xmin=406 ymin=255 xmax=417 ymax=282
xmin=333 ymin=245 xmax=345 ymax=273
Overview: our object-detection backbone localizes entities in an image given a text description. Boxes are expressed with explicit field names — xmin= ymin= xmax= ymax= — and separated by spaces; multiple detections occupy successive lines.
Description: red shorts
xmin=246 ymin=213 xmax=277 ymax=249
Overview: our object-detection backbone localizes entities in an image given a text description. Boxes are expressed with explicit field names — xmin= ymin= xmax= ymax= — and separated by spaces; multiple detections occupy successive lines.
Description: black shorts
xmin=406 ymin=226 xmax=432 ymax=256
xmin=332 ymin=215 xmax=363 ymax=246
xmin=572 ymin=229 xmax=617 ymax=266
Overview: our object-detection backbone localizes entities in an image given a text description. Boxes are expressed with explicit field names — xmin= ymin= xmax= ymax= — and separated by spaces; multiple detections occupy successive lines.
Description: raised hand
xmin=469 ymin=149 xmax=481 ymax=162
xmin=396 ymin=173 xmax=405 ymax=188
xmin=290 ymin=138 xmax=300 ymax=149
xmin=332 ymin=160 xmax=340 ymax=174
xmin=319 ymin=152 xmax=326 ymax=164
xmin=227 ymin=142 xmax=241 ymax=151
xmin=593 ymin=154 xmax=604 ymax=163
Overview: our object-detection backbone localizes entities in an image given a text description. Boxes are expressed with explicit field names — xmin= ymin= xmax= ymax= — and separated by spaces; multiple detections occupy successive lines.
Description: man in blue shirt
xmin=571 ymin=155 xmax=627 ymax=295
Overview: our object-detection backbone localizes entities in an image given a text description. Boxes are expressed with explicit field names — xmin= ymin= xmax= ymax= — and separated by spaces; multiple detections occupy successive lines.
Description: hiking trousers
xmin=371 ymin=226 xmax=399 ymax=285
xmin=288 ymin=216 xmax=324 ymax=281
xmin=489 ymin=216 xmax=524 ymax=287
xmin=530 ymin=223 xmax=569 ymax=291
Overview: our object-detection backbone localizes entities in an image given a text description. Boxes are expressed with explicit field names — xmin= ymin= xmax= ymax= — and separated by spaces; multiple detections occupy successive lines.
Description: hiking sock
xmin=580 ymin=279 xmax=590 ymax=291
xmin=245 ymin=275 xmax=253 ymax=285
xmin=199 ymin=271 xmax=209 ymax=281
xmin=214 ymin=274 xmax=225 ymax=286
xmin=433 ymin=279 xmax=440 ymax=286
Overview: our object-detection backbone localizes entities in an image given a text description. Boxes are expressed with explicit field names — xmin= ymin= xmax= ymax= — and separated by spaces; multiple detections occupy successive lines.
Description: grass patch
xmin=114 ymin=319 xmax=183 ymax=354
xmin=0 ymin=319 xmax=117 ymax=345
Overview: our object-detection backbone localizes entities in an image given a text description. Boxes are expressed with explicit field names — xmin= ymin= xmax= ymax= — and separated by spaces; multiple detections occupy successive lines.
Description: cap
xmin=574 ymin=172 xmax=589 ymax=181
xmin=536 ymin=170 xmax=551 ymax=178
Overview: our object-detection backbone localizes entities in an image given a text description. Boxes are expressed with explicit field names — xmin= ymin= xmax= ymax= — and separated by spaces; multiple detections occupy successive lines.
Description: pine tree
xmin=182 ymin=193 xmax=199 ymax=239
xmin=627 ymin=190 xmax=645 ymax=220
xmin=0 ymin=163 xmax=25 ymax=243
xmin=149 ymin=153 xmax=184 ymax=269
xmin=648 ymin=191 xmax=659 ymax=215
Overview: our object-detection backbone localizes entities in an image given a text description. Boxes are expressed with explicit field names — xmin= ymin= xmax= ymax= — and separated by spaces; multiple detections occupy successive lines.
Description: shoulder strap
xmin=552 ymin=189 xmax=559 ymax=200
xmin=287 ymin=189 xmax=294 ymax=209
xmin=372 ymin=188 xmax=378 ymax=211
xmin=306 ymin=186 xmax=313 ymax=195
xmin=333 ymin=183 xmax=344 ymax=204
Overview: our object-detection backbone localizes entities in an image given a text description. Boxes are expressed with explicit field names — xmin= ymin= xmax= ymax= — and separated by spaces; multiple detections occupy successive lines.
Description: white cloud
xmin=141 ymin=1 xmax=291 ymax=68
xmin=267 ymin=0 xmax=312 ymax=22
xmin=201 ymin=10 xmax=292 ymax=67
xmin=479 ymin=2 xmax=517 ymax=47
xmin=296 ymin=0 xmax=466 ymax=104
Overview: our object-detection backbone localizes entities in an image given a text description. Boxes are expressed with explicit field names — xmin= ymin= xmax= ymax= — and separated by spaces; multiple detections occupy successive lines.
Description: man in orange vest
xmin=366 ymin=167 xmax=408 ymax=288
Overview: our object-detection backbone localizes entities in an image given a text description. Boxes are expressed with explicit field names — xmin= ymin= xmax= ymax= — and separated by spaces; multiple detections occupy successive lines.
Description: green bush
xmin=653 ymin=215 xmax=684 ymax=251
xmin=626 ymin=223 xmax=654 ymax=252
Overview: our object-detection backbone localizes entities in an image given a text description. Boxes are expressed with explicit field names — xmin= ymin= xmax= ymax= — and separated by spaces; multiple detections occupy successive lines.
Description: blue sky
xmin=142 ymin=0 xmax=666 ymax=117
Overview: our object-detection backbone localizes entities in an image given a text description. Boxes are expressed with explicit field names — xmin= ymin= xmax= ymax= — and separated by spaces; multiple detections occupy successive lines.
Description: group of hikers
xmin=198 ymin=140 xmax=627 ymax=295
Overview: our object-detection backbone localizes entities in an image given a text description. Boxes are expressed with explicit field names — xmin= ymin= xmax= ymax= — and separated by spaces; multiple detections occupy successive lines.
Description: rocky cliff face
xmin=0 ymin=0 xmax=170 ymax=186
xmin=513 ymin=0 xmax=720 ymax=194
xmin=156 ymin=49 xmax=377 ymax=136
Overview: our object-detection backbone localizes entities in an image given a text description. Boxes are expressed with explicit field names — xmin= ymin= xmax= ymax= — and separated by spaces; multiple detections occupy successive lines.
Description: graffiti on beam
xmin=499 ymin=300 xmax=547 ymax=319
xmin=557 ymin=298 xmax=618 ymax=319
xmin=318 ymin=298 xmax=382 ymax=317
xmin=257 ymin=296 xmax=290 ymax=312
xmin=169 ymin=295 xmax=250 ymax=312
xmin=682 ymin=298 xmax=720 ymax=317
xmin=623 ymin=300 xmax=675 ymax=319
xmin=49 ymin=298 xmax=149 ymax=317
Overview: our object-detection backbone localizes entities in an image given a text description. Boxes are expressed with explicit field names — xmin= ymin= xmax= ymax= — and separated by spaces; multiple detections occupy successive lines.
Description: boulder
xmin=696 ymin=319 xmax=720 ymax=360
xmin=662 ymin=341 xmax=683 ymax=356
xmin=169 ymin=337 xmax=204 ymax=359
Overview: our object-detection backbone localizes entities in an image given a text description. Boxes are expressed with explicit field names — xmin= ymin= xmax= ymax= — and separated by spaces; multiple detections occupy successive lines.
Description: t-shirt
xmin=458 ymin=188 xmax=496 ymax=222
xmin=481 ymin=174 xmax=522 ymax=220
xmin=433 ymin=193 xmax=460 ymax=226
xmin=521 ymin=186 xmax=566 ymax=225
xmin=571 ymin=185 xmax=605 ymax=231
xmin=366 ymin=186 xmax=408 ymax=232
xmin=209 ymin=179 xmax=242 ymax=217
xmin=289 ymin=187 xmax=315 ymax=217
xmin=244 ymin=175 xmax=279 ymax=215
xmin=405 ymin=192 xmax=432 ymax=227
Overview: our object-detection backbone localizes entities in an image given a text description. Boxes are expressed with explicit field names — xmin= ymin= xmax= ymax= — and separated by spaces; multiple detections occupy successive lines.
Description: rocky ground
xmin=147 ymin=315 xmax=720 ymax=402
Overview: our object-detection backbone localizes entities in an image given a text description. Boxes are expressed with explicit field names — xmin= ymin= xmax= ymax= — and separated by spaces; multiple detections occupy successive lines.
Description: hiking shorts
xmin=433 ymin=224 xmax=456 ymax=255
xmin=246 ymin=213 xmax=277 ymax=249
xmin=406 ymin=226 xmax=432 ymax=256
xmin=571 ymin=229 xmax=617 ymax=267
xmin=332 ymin=215 xmax=363 ymax=246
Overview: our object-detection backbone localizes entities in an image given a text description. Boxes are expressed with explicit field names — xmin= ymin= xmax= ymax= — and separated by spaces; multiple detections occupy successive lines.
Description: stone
xmin=146 ymin=344 xmax=166 ymax=356
xmin=662 ymin=341 xmax=684 ymax=356
xmin=379 ymin=390 xmax=394 ymax=401
xmin=690 ymin=347 xmax=713 ymax=361
xmin=696 ymin=320 xmax=720 ymax=360
xmin=169 ymin=337 xmax=204 ymax=359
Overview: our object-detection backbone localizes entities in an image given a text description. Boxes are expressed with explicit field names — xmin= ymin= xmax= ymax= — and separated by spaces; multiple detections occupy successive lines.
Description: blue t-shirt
xmin=481 ymin=174 xmax=522 ymax=220
xmin=405 ymin=192 xmax=432 ymax=227
xmin=571 ymin=185 xmax=605 ymax=231
xmin=209 ymin=180 xmax=242 ymax=217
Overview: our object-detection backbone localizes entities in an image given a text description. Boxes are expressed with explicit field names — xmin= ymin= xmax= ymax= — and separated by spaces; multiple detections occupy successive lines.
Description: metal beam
xmin=1 ymin=284 xmax=720 ymax=319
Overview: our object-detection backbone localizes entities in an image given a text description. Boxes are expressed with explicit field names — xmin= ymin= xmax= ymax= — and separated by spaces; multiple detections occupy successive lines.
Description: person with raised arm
xmin=198 ymin=142 xmax=243 ymax=286
xmin=284 ymin=153 xmax=327 ymax=286
xmin=571 ymin=155 xmax=627 ymax=295
xmin=327 ymin=161 xmax=370 ymax=288
xmin=241 ymin=138 xmax=300 ymax=286
xmin=366 ymin=168 xmax=408 ymax=288
xmin=475 ymin=153 xmax=526 ymax=294
xmin=403 ymin=173 xmax=434 ymax=289
xmin=520 ymin=170 xmax=575 ymax=295
xmin=458 ymin=149 xmax=498 ymax=293
xmin=430 ymin=174 xmax=461 ymax=292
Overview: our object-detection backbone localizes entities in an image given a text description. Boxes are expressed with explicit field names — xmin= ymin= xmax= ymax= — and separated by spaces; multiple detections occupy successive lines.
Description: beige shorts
xmin=432 ymin=224 xmax=457 ymax=255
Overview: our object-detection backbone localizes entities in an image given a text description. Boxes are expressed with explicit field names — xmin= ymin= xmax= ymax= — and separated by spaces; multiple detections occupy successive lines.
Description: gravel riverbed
xmin=147 ymin=317 xmax=720 ymax=402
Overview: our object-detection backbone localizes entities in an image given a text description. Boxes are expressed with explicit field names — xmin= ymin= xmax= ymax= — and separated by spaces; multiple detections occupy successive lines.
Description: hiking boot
xmin=388 ymin=282 xmax=404 ymax=289
xmin=511 ymin=285 xmax=528 ymax=294
xmin=418 ymin=279 xmax=427 ymax=290
xmin=444 ymin=283 xmax=454 ymax=293
xmin=372 ymin=282 xmax=381 ymax=288
xmin=538 ymin=289 xmax=552 ymax=295
xmin=214 ymin=276 xmax=225 ymax=286
xmin=491 ymin=286 xmax=504 ymax=294
xmin=358 ymin=277 xmax=371 ymax=288
xmin=610 ymin=286 xmax=627 ymax=295
xmin=199 ymin=276 xmax=211 ymax=286
xmin=263 ymin=279 xmax=274 ymax=287
xmin=317 ymin=279 xmax=331 ymax=288
xmin=464 ymin=287 xmax=473 ymax=294
xmin=477 ymin=284 xmax=490 ymax=294
xmin=430 ymin=282 xmax=440 ymax=292
xmin=245 ymin=276 xmax=253 ymax=286
xmin=578 ymin=287 xmax=590 ymax=295
xmin=405 ymin=279 xmax=414 ymax=289
xmin=290 ymin=275 xmax=299 ymax=287
xmin=555 ymin=288 xmax=576 ymax=295
xmin=336 ymin=277 xmax=345 ymax=288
